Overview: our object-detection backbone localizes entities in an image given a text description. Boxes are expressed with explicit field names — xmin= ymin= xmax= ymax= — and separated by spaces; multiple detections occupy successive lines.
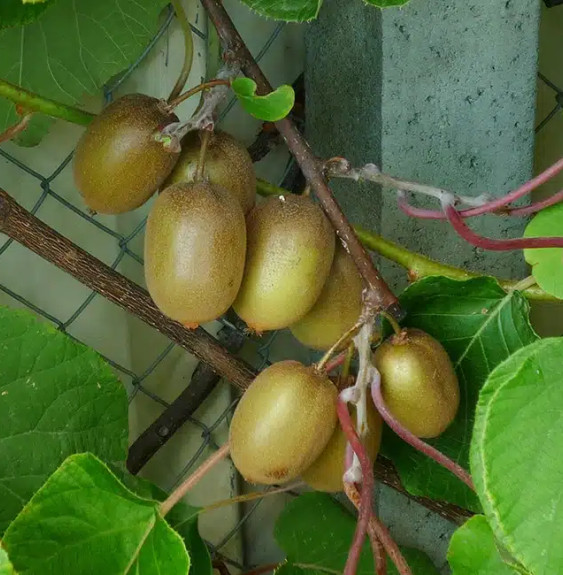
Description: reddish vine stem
xmin=398 ymin=156 xmax=563 ymax=220
xmin=160 ymin=443 xmax=230 ymax=516
xmin=344 ymin=483 xmax=411 ymax=575
xmin=507 ymin=188 xmax=563 ymax=217
xmin=443 ymin=202 xmax=563 ymax=251
xmin=337 ymin=396 xmax=375 ymax=575
xmin=370 ymin=528 xmax=387 ymax=575
xmin=200 ymin=0 xmax=402 ymax=320
xmin=324 ymin=349 xmax=349 ymax=373
xmin=370 ymin=376 xmax=475 ymax=491
xmin=0 ymin=113 xmax=32 ymax=144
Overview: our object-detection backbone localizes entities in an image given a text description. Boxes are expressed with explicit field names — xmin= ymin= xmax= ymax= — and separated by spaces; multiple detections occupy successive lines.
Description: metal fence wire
xmin=0 ymin=4 xmax=562 ymax=571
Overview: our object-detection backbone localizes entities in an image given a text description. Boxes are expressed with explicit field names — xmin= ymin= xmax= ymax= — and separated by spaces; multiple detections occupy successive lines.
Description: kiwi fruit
xmin=302 ymin=399 xmax=382 ymax=492
xmin=290 ymin=242 xmax=364 ymax=351
xmin=229 ymin=360 xmax=337 ymax=485
xmin=162 ymin=130 xmax=256 ymax=214
xmin=73 ymin=93 xmax=179 ymax=214
xmin=373 ymin=328 xmax=460 ymax=438
xmin=144 ymin=181 xmax=246 ymax=327
xmin=233 ymin=194 xmax=335 ymax=332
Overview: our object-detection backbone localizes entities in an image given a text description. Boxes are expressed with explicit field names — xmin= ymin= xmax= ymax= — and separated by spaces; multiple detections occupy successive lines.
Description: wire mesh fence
xmin=0 ymin=3 xmax=562 ymax=570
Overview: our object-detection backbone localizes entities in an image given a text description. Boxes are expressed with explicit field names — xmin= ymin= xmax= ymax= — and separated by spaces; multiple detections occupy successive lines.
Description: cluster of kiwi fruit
xmin=73 ymin=93 xmax=461 ymax=493
xmin=229 ymin=325 xmax=460 ymax=492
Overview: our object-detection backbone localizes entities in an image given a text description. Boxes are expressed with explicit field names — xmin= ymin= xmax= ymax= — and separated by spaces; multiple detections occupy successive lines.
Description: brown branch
xmin=201 ymin=0 xmax=402 ymax=321
xmin=374 ymin=456 xmax=473 ymax=525
xmin=0 ymin=188 xmax=472 ymax=524
xmin=0 ymin=188 xmax=255 ymax=391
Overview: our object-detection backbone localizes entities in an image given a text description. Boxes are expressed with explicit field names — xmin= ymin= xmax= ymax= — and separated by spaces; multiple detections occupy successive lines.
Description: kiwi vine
xmin=0 ymin=0 xmax=562 ymax=574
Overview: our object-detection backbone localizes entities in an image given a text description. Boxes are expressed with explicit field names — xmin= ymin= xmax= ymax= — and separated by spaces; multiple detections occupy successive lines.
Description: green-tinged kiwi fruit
xmin=233 ymin=194 xmax=335 ymax=332
xmin=302 ymin=399 xmax=382 ymax=492
xmin=73 ymin=93 xmax=179 ymax=214
xmin=162 ymin=130 xmax=256 ymax=214
xmin=373 ymin=328 xmax=460 ymax=438
xmin=144 ymin=181 xmax=246 ymax=327
xmin=229 ymin=360 xmax=337 ymax=485
xmin=290 ymin=243 xmax=364 ymax=351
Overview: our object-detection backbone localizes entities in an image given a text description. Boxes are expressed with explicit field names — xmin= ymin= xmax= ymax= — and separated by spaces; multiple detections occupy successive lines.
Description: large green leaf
xmin=447 ymin=516 xmax=520 ymax=575
xmin=0 ymin=0 xmax=168 ymax=146
xmin=0 ymin=306 xmax=128 ymax=534
xmin=116 ymin=469 xmax=212 ymax=575
xmin=274 ymin=492 xmax=439 ymax=574
xmin=3 ymin=454 xmax=190 ymax=575
xmin=0 ymin=547 xmax=16 ymax=575
xmin=0 ymin=0 xmax=53 ymax=30
xmin=237 ymin=0 xmax=322 ymax=22
xmin=381 ymin=277 xmax=538 ymax=511
xmin=231 ymin=78 xmax=295 ymax=122
xmin=523 ymin=202 xmax=563 ymax=299
xmin=471 ymin=338 xmax=563 ymax=575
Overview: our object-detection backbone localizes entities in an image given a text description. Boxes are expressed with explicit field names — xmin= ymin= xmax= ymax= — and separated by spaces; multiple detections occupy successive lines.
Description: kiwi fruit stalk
xmin=302 ymin=399 xmax=382 ymax=492
xmin=163 ymin=130 xmax=256 ymax=214
xmin=233 ymin=194 xmax=336 ymax=332
xmin=373 ymin=328 xmax=460 ymax=438
xmin=229 ymin=360 xmax=337 ymax=485
xmin=73 ymin=94 xmax=179 ymax=214
xmin=290 ymin=242 xmax=364 ymax=351
xmin=144 ymin=181 xmax=246 ymax=327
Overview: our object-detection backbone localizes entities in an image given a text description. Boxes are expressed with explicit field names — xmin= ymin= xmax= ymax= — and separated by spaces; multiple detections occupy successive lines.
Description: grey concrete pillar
xmin=306 ymin=0 xmax=540 ymax=291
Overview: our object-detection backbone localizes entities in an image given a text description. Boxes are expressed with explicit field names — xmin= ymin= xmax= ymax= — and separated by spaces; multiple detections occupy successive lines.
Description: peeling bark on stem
xmin=395 ymin=156 xmax=563 ymax=220
xmin=337 ymin=397 xmax=375 ymax=575
xmin=443 ymin=201 xmax=563 ymax=251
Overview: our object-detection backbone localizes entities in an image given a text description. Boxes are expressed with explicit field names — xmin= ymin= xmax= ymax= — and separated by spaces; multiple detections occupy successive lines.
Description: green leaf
xmin=3 ymin=454 xmax=190 ymax=575
xmin=364 ymin=0 xmax=410 ymax=6
xmin=447 ymin=516 xmax=519 ymax=575
xmin=231 ymin=78 xmax=295 ymax=122
xmin=274 ymin=492 xmax=439 ymax=574
xmin=0 ymin=306 xmax=128 ymax=534
xmin=523 ymin=203 xmax=563 ymax=300
xmin=237 ymin=0 xmax=322 ymax=22
xmin=116 ymin=469 xmax=212 ymax=575
xmin=0 ymin=0 xmax=53 ymax=30
xmin=0 ymin=0 xmax=169 ymax=146
xmin=471 ymin=337 xmax=563 ymax=575
xmin=381 ymin=277 xmax=538 ymax=511
xmin=0 ymin=547 xmax=16 ymax=575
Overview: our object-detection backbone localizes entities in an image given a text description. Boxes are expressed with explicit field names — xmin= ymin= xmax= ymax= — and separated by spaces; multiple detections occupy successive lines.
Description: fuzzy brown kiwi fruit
xmin=232 ymin=194 xmax=335 ymax=332
xmin=73 ymin=94 xmax=179 ymax=214
xmin=302 ymin=399 xmax=382 ymax=492
xmin=229 ymin=360 xmax=337 ymax=485
xmin=290 ymin=242 xmax=364 ymax=351
xmin=373 ymin=328 xmax=460 ymax=438
xmin=162 ymin=130 xmax=256 ymax=214
xmin=144 ymin=181 xmax=246 ymax=327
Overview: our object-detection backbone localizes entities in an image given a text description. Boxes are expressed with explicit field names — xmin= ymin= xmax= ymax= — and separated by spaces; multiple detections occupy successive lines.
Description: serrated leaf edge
xmin=470 ymin=339 xmax=559 ymax=575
